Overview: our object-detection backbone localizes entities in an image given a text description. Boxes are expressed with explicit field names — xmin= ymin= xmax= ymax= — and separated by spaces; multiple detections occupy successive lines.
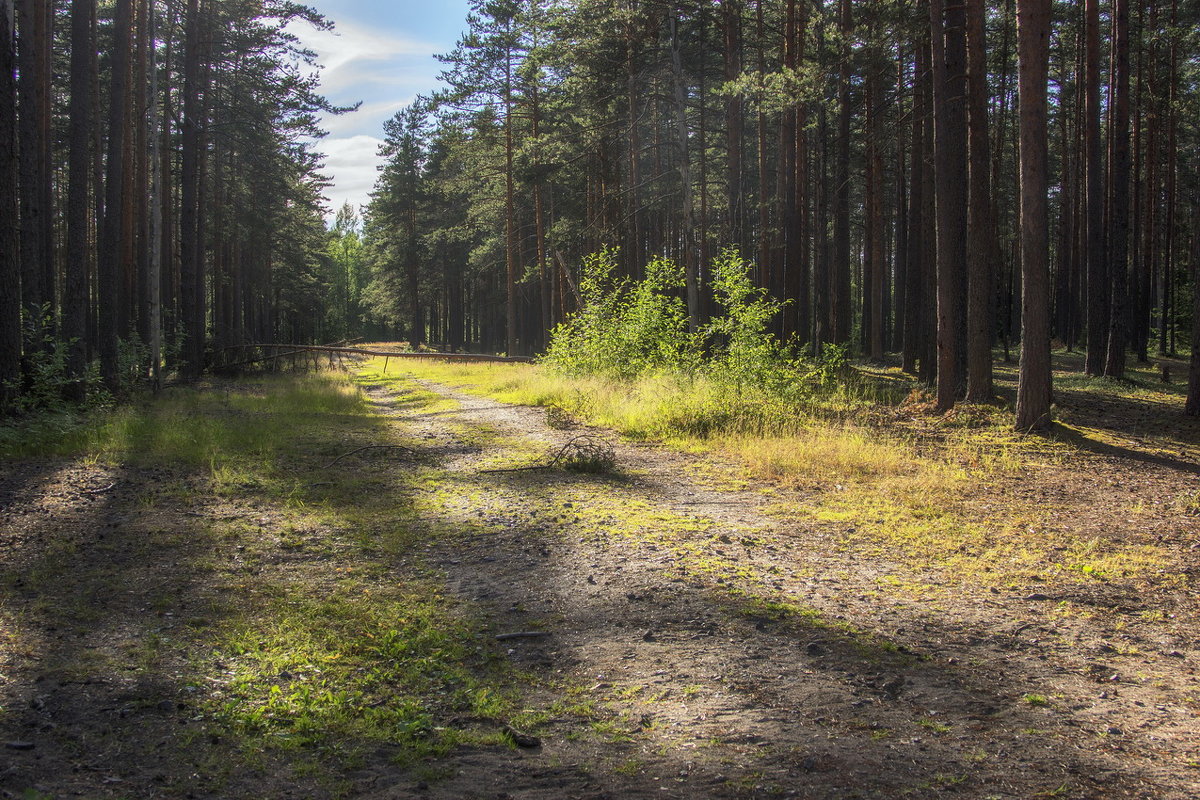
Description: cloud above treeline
xmin=290 ymin=17 xmax=445 ymax=217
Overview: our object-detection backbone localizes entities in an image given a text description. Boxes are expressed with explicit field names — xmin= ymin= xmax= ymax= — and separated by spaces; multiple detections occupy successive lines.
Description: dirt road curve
xmin=357 ymin=377 xmax=1198 ymax=800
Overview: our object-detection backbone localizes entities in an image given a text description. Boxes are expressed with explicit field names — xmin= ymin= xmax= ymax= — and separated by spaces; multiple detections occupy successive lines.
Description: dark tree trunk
xmin=865 ymin=65 xmax=884 ymax=361
xmin=0 ymin=0 xmax=20 ymax=406
xmin=180 ymin=0 xmax=205 ymax=377
xmin=965 ymin=0 xmax=997 ymax=401
xmin=17 ymin=0 xmax=51 ymax=345
xmin=722 ymin=0 xmax=744 ymax=254
xmin=97 ymin=0 xmax=133 ymax=390
xmin=1185 ymin=205 xmax=1200 ymax=414
xmin=903 ymin=35 xmax=927 ymax=375
xmin=1083 ymin=0 xmax=1107 ymax=375
xmin=64 ymin=0 xmax=95 ymax=399
xmin=831 ymin=0 xmax=852 ymax=345
xmin=1015 ymin=0 xmax=1053 ymax=431
xmin=931 ymin=0 xmax=969 ymax=410
xmin=1104 ymin=0 xmax=1131 ymax=376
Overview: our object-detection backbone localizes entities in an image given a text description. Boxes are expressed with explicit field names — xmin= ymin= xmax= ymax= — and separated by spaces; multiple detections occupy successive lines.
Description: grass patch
xmin=380 ymin=355 xmax=1183 ymax=592
xmin=0 ymin=368 xmax=524 ymax=781
xmin=209 ymin=580 xmax=512 ymax=764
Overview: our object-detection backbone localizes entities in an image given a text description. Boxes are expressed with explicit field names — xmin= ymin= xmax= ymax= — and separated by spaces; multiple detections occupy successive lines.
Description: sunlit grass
xmin=211 ymin=581 xmax=513 ymax=764
xmin=0 ymin=367 xmax=525 ymax=776
xmin=377 ymin=352 xmax=1181 ymax=590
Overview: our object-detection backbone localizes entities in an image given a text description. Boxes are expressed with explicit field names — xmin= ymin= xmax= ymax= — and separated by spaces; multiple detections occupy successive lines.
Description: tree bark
xmin=180 ymin=0 xmax=204 ymax=377
xmin=831 ymin=0 xmax=852 ymax=345
xmin=965 ymin=0 xmax=997 ymax=401
xmin=903 ymin=35 xmax=927 ymax=375
xmin=1104 ymin=0 xmax=1130 ymax=376
xmin=1015 ymin=0 xmax=1053 ymax=431
xmin=1082 ymin=0 xmax=1107 ymax=375
xmin=97 ymin=0 xmax=133 ymax=390
xmin=64 ymin=0 xmax=95 ymax=400
xmin=17 ymin=0 xmax=50 ymax=344
xmin=0 ymin=0 xmax=20 ymax=406
xmin=931 ymin=0 xmax=968 ymax=410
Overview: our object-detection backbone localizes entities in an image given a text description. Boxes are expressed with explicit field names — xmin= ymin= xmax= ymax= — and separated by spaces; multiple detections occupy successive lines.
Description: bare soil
xmin=1 ymin=368 xmax=1198 ymax=799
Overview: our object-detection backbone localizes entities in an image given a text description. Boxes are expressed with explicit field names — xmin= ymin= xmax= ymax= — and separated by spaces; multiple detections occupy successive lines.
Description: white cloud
xmin=319 ymin=134 xmax=386 ymax=215
xmin=320 ymin=97 xmax=417 ymax=138
xmin=292 ymin=19 xmax=441 ymax=97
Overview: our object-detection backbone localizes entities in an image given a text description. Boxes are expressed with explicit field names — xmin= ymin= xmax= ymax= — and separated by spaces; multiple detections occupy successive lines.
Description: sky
xmin=293 ymin=0 xmax=473 ymax=219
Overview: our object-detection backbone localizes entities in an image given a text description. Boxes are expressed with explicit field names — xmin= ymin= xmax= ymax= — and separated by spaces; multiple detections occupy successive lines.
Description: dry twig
xmin=324 ymin=444 xmax=419 ymax=468
xmin=479 ymin=434 xmax=615 ymax=474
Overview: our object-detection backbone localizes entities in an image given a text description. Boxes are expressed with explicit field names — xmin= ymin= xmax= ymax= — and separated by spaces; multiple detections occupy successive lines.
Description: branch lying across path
xmin=494 ymin=631 xmax=552 ymax=641
xmin=478 ymin=434 xmax=612 ymax=474
xmin=324 ymin=444 xmax=420 ymax=469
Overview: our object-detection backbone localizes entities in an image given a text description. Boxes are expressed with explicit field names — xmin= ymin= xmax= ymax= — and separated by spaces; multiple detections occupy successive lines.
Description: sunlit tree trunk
xmin=1015 ymin=0 xmax=1052 ymax=431
xmin=931 ymin=0 xmax=968 ymax=410
xmin=1104 ymin=0 xmax=1130 ymax=377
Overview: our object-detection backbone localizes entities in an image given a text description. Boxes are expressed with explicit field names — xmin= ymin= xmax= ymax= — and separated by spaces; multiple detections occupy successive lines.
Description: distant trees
xmin=351 ymin=0 xmax=1199 ymax=428
xmin=0 ymin=0 xmax=343 ymax=410
xmin=6 ymin=0 xmax=1200 ymax=430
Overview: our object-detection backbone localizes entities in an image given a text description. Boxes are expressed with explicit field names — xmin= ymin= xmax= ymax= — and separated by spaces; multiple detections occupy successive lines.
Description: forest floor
xmin=0 ymin=353 xmax=1198 ymax=799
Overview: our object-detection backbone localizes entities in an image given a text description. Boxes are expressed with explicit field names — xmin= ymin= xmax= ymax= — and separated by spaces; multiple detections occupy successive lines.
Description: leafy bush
xmin=543 ymin=248 xmax=863 ymax=423
xmin=703 ymin=248 xmax=791 ymax=392
xmin=543 ymin=249 xmax=698 ymax=379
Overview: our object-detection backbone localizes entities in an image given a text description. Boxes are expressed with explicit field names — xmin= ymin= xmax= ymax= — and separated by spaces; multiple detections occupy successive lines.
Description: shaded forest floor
xmin=0 ymin=352 xmax=1198 ymax=799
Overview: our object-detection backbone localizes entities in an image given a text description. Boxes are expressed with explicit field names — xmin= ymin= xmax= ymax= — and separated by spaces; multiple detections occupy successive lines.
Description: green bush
xmin=543 ymin=248 xmax=698 ymax=379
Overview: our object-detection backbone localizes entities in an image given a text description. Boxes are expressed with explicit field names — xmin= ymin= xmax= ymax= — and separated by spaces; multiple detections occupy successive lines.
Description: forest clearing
xmin=0 ymin=352 xmax=1197 ymax=799
xmin=3 ymin=0 xmax=1200 ymax=796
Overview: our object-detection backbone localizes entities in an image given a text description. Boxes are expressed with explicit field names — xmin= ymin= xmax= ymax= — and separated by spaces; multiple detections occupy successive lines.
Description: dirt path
xmin=0 ymin=371 xmax=1196 ymax=799
xmin=353 ymin=376 xmax=1199 ymax=799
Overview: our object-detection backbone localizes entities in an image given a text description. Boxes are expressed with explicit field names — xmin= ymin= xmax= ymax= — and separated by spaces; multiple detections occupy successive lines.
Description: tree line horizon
xmin=2 ymin=0 xmax=1199 ymax=429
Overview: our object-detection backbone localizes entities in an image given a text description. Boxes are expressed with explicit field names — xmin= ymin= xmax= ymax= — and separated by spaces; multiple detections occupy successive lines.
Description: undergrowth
xmin=372 ymin=249 xmax=1179 ymax=591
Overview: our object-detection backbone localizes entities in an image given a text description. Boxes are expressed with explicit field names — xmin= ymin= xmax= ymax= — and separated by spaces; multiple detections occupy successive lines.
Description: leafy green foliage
xmin=543 ymin=249 xmax=698 ymax=379
xmin=703 ymin=248 xmax=790 ymax=391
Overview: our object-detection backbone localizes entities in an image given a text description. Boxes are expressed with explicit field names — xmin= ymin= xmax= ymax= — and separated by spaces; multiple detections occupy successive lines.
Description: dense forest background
xmin=1 ymin=0 xmax=1199 ymax=425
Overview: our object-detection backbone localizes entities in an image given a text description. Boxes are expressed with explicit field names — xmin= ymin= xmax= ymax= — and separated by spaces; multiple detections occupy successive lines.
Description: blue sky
xmin=295 ymin=0 xmax=473 ymax=217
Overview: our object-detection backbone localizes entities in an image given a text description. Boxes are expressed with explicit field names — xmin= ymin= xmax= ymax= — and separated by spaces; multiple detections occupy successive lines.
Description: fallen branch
xmin=479 ymin=435 xmax=614 ymax=474
xmin=324 ymin=444 xmax=419 ymax=468
xmin=83 ymin=483 xmax=117 ymax=495
xmin=495 ymin=631 xmax=551 ymax=641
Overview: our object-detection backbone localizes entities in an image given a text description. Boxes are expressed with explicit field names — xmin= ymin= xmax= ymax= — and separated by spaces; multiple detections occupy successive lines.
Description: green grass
xmin=376 ymin=353 xmax=1183 ymax=592
xmin=0 ymin=368 xmax=524 ymax=779
xmin=211 ymin=581 xmax=512 ymax=763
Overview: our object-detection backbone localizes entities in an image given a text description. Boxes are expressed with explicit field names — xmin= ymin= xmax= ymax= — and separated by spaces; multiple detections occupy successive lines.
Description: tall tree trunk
xmin=1082 ymin=0 xmax=1107 ymax=375
xmin=903 ymin=35 xmax=927 ymax=375
xmin=670 ymin=15 xmax=699 ymax=332
xmin=97 ymin=0 xmax=133 ymax=389
xmin=865 ymin=64 xmax=884 ymax=361
xmin=0 ymin=0 xmax=20 ymax=406
xmin=1015 ymin=0 xmax=1052 ymax=431
xmin=1104 ymin=0 xmax=1130 ymax=376
xmin=831 ymin=0 xmax=852 ymax=345
xmin=1185 ymin=204 xmax=1200 ymax=414
xmin=931 ymin=0 xmax=969 ymax=410
xmin=65 ymin=0 xmax=95 ymax=400
xmin=1161 ymin=0 xmax=1178 ymax=356
xmin=180 ymin=0 xmax=204 ymax=377
xmin=148 ymin=0 xmax=162 ymax=389
xmin=965 ymin=0 xmax=996 ymax=401
xmin=17 ymin=0 xmax=50 ymax=346
xmin=722 ymin=0 xmax=744 ymax=253
xmin=504 ymin=40 xmax=518 ymax=355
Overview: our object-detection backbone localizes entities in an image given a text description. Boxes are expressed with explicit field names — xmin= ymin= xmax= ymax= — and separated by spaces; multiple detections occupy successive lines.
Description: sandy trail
xmin=356 ymin=375 xmax=1194 ymax=799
